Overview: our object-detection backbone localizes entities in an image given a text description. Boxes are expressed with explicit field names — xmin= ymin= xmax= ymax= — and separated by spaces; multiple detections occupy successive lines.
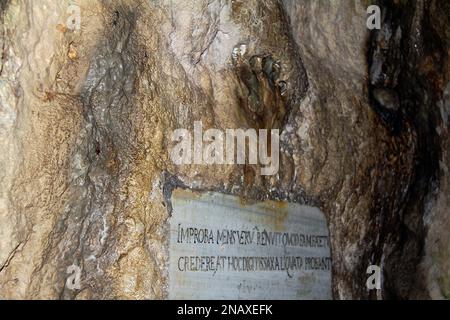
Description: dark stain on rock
xmin=162 ymin=171 xmax=188 ymax=217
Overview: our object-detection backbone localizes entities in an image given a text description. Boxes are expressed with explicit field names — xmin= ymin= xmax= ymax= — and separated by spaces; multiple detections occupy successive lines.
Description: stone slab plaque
xmin=168 ymin=189 xmax=332 ymax=300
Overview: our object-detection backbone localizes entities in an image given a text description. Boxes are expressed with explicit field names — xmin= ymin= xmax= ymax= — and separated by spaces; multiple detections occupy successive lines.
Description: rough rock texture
xmin=0 ymin=0 xmax=448 ymax=299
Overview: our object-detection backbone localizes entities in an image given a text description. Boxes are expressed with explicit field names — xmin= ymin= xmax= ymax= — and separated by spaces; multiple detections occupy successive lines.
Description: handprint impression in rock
xmin=232 ymin=44 xmax=287 ymax=131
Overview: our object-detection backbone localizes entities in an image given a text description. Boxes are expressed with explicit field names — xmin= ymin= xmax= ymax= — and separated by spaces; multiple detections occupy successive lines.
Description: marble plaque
xmin=168 ymin=189 xmax=332 ymax=300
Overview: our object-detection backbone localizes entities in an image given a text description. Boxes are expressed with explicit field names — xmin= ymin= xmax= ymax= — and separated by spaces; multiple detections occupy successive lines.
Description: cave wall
xmin=0 ymin=0 xmax=448 ymax=299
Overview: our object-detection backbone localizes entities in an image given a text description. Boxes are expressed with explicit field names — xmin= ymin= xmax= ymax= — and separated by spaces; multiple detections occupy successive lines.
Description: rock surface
xmin=0 ymin=0 xmax=448 ymax=299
